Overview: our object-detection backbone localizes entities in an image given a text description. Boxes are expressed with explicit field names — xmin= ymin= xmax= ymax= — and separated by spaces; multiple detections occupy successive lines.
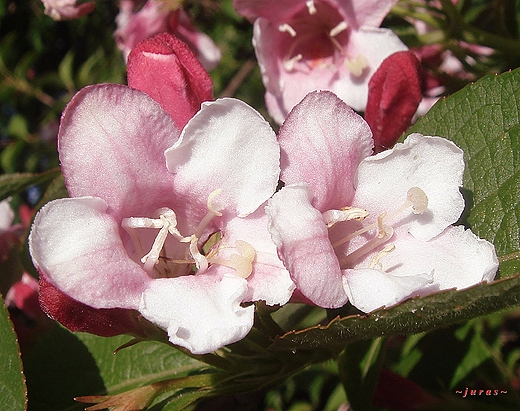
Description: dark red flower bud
xmin=365 ymin=51 xmax=422 ymax=153
xmin=127 ymin=33 xmax=214 ymax=130
xmin=39 ymin=275 xmax=165 ymax=341
xmin=374 ymin=368 xmax=442 ymax=410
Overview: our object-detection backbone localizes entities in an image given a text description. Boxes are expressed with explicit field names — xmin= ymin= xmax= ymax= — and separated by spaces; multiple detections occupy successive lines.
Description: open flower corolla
xmin=266 ymin=90 xmax=498 ymax=312
xmin=29 ymin=84 xmax=294 ymax=354
xmin=234 ymin=0 xmax=407 ymax=124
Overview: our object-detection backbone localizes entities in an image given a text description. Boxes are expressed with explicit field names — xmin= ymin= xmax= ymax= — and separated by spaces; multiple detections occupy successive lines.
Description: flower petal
xmin=333 ymin=26 xmax=408 ymax=112
xmin=342 ymin=225 xmax=498 ymax=312
xmin=278 ymin=90 xmax=373 ymax=211
xmin=139 ymin=272 xmax=254 ymax=354
xmin=342 ymin=268 xmax=433 ymax=312
xmin=29 ymin=197 xmax=151 ymax=310
xmin=58 ymin=84 xmax=181 ymax=221
xmin=221 ymin=208 xmax=295 ymax=306
xmin=353 ymin=134 xmax=465 ymax=241
xmin=375 ymin=225 xmax=498 ymax=290
xmin=233 ymin=0 xmax=304 ymax=23
xmin=266 ymin=183 xmax=348 ymax=308
xmin=165 ymin=98 xmax=279 ymax=217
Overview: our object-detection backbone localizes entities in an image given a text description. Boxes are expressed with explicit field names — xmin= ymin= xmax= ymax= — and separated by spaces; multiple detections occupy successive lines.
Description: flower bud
xmin=127 ymin=33 xmax=214 ymax=130
xmin=365 ymin=51 xmax=422 ymax=153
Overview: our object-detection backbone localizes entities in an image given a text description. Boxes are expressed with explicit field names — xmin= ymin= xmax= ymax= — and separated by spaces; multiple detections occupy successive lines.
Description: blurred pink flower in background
xmin=115 ymin=0 xmax=221 ymax=70
xmin=41 ymin=0 xmax=95 ymax=20
xmin=234 ymin=0 xmax=407 ymax=123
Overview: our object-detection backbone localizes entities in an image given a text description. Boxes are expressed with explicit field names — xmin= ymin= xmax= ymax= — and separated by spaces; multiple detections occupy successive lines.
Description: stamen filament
xmin=190 ymin=235 xmax=208 ymax=273
xmin=339 ymin=224 xmax=393 ymax=268
xmin=329 ymin=21 xmax=348 ymax=37
xmin=284 ymin=53 xmax=303 ymax=71
xmin=278 ymin=23 xmax=297 ymax=37
xmin=332 ymin=187 xmax=428 ymax=248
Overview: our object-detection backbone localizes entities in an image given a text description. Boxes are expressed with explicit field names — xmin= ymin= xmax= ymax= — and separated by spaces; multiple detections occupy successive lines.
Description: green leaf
xmin=271 ymin=275 xmax=520 ymax=353
xmin=408 ymin=68 xmax=520 ymax=277
xmin=0 ymin=294 xmax=27 ymax=411
xmin=58 ymin=52 xmax=75 ymax=92
xmin=338 ymin=338 xmax=385 ymax=411
xmin=0 ymin=169 xmax=61 ymax=201
xmin=22 ymin=325 xmax=207 ymax=411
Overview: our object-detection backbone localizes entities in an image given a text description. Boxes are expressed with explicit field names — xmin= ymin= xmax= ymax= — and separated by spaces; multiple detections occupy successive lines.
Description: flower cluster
xmin=27 ymin=29 xmax=498 ymax=355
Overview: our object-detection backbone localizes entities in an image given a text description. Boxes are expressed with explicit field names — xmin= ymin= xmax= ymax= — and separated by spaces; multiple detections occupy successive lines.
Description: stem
xmin=0 ymin=58 xmax=55 ymax=107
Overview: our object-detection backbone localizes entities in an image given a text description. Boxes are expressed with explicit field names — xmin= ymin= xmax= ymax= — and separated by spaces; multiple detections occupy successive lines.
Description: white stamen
xmin=190 ymin=235 xmax=208 ymax=273
xmin=323 ymin=206 xmax=369 ymax=228
xmin=369 ymin=243 xmax=396 ymax=269
xmin=283 ymin=53 xmax=303 ymax=71
xmin=207 ymin=188 xmax=223 ymax=216
xmin=329 ymin=21 xmax=348 ymax=37
xmin=340 ymin=223 xmax=393 ymax=268
xmin=306 ymin=0 xmax=317 ymax=14
xmin=278 ymin=23 xmax=297 ymax=37
xmin=332 ymin=187 xmax=429 ymax=249
xmin=135 ymin=210 xmax=188 ymax=272
xmin=344 ymin=54 xmax=369 ymax=77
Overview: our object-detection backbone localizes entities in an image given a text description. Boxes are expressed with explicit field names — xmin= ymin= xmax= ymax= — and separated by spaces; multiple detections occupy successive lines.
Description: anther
xmin=323 ymin=206 xmax=369 ymax=228
xmin=329 ymin=21 xmax=348 ymax=37
xmin=345 ymin=55 xmax=369 ymax=77
xmin=278 ymin=23 xmax=297 ymax=37
xmin=207 ymin=189 xmax=223 ymax=216
xmin=407 ymin=187 xmax=428 ymax=214
xmin=306 ymin=0 xmax=317 ymax=14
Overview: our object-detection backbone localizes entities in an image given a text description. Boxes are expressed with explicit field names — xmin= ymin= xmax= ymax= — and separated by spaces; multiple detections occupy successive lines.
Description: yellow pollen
xmin=323 ymin=206 xmax=369 ymax=228
xmin=407 ymin=187 xmax=428 ymax=214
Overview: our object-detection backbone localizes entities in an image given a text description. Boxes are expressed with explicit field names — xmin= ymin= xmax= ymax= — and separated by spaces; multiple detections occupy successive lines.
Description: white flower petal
xmin=342 ymin=268 xmax=433 ymax=313
xmin=165 ymin=98 xmax=279 ymax=217
xmin=353 ymin=134 xmax=465 ymax=241
xmin=139 ymin=272 xmax=254 ymax=354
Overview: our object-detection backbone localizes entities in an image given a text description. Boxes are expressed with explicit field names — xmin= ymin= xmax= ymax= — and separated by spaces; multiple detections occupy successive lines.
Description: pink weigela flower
xmin=115 ymin=0 xmax=221 ymax=71
xmin=28 ymin=35 xmax=293 ymax=355
xmin=234 ymin=0 xmax=407 ymax=124
xmin=266 ymin=91 xmax=498 ymax=312
xmin=41 ymin=0 xmax=95 ymax=20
